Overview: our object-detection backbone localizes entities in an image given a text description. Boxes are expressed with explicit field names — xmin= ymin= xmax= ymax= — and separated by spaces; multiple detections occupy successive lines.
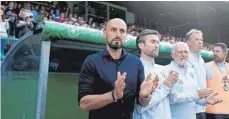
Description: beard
xmin=214 ymin=55 xmax=224 ymax=63
xmin=145 ymin=51 xmax=158 ymax=58
xmin=107 ymin=38 xmax=123 ymax=50
xmin=175 ymin=59 xmax=188 ymax=66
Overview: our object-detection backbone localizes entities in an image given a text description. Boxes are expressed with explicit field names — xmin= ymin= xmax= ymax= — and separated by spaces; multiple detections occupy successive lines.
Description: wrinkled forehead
xmin=174 ymin=44 xmax=189 ymax=52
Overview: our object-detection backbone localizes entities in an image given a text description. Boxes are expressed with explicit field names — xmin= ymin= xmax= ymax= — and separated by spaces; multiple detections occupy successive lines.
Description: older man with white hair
xmin=160 ymin=42 xmax=222 ymax=119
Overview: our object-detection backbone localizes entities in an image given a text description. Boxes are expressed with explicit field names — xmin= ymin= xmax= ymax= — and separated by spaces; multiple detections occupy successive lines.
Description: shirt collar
xmin=215 ymin=61 xmax=226 ymax=67
xmin=189 ymin=51 xmax=201 ymax=60
xmin=102 ymin=48 xmax=127 ymax=60
xmin=171 ymin=61 xmax=188 ymax=70
xmin=140 ymin=57 xmax=155 ymax=67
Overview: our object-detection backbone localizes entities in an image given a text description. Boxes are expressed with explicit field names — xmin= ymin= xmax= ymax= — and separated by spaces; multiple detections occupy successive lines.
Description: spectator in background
xmin=15 ymin=9 xmax=34 ymax=38
xmin=67 ymin=13 xmax=73 ymax=21
xmin=45 ymin=7 xmax=50 ymax=13
xmin=81 ymin=21 xmax=88 ymax=28
xmin=13 ymin=2 xmax=18 ymax=13
xmin=170 ymin=36 xmax=175 ymax=44
xmin=128 ymin=24 xmax=136 ymax=34
xmin=4 ymin=40 xmax=11 ymax=54
xmin=44 ymin=10 xmax=49 ymax=19
xmin=99 ymin=23 xmax=105 ymax=31
xmin=0 ymin=7 xmax=9 ymax=37
xmin=74 ymin=21 xmax=80 ymax=26
xmin=35 ymin=5 xmax=39 ymax=12
xmin=71 ymin=13 xmax=77 ymax=22
xmin=2 ymin=1 xmax=8 ymax=6
xmin=5 ymin=2 xmax=17 ymax=37
xmin=64 ymin=10 xmax=69 ymax=19
xmin=78 ymin=16 xmax=85 ymax=25
xmin=88 ymin=17 xmax=93 ymax=26
xmin=90 ymin=22 xmax=97 ymax=29
xmin=163 ymin=36 xmax=170 ymax=44
xmin=32 ymin=5 xmax=39 ymax=23
xmin=53 ymin=9 xmax=60 ymax=21
xmin=24 ymin=3 xmax=33 ymax=17
xmin=56 ymin=12 xmax=65 ymax=23
xmin=49 ymin=8 xmax=54 ymax=16
xmin=41 ymin=6 xmax=46 ymax=11
xmin=15 ymin=3 xmax=21 ymax=16
xmin=36 ymin=10 xmax=44 ymax=23
xmin=47 ymin=14 xmax=54 ymax=21
xmin=67 ymin=20 xmax=74 ymax=25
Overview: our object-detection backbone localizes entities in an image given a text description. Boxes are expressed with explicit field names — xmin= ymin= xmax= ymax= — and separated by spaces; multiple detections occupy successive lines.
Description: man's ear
xmin=171 ymin=52 xmax=175 ymax=59
xmin=186 ymin=40 xmax=191 ymax=47
xmin=224 ymin=52 xmax=227 ymax=58
xmin=138 ymin=42 xmax=144 ymax=51
xmin=103 ymin=30 xmax=107 ymax=39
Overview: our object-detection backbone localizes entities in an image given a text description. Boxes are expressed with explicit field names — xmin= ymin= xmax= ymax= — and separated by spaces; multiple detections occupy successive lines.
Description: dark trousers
xmin=197 ymin=112 xmax=206 ymax=119
xmin=206 ymin=113 xmax=229 ymax=119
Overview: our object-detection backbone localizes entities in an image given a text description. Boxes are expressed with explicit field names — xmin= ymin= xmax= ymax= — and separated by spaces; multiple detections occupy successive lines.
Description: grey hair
xmin=185 ymin=29 xmax=203 ymax=41
xmin=171 ymin=42 xmax=189 ymax=53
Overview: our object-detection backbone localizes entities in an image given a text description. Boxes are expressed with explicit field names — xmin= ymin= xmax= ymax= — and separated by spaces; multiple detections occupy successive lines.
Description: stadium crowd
xmin=0 ymin=1 xmax=214 ymax=51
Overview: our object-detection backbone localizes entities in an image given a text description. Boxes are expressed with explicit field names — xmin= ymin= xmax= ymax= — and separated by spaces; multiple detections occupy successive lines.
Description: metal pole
xmin=36 ymin=41 xmax=51 ymax=119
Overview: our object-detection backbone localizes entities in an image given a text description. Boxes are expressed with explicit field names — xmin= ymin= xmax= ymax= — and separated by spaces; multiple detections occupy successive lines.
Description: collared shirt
xmin=188 ymin=51 xmax=207 ymax=113
xmin=78 ymin=48 xmax=145 ymax=119
xmin=205 ymin=61 xmax=227 ymax=80
xmin=133 ymin=58 xmax=172 ymax=119
xmin=165 ymin=61 xmax=201 ymax=119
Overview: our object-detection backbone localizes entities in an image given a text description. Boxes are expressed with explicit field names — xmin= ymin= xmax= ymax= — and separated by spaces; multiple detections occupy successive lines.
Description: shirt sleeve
xmin=196 ymin=98 xmax=206 ymax=106
xmin=136 ymin=60 xmax=145 ymax=103
xmin=135 ymin=66 xmax=170 ymax=112
xmin=78 ymin=55 xmax=96 ymax=104
xmin=6 ymin=10 xmax=13 ymax=16
xmin=169 ymin=89 xmax=200 ymax=104
xmin=204 ymin=63 xmax=213 ymax=80
xmin=135 ymin=83 xmax=170 ymax=113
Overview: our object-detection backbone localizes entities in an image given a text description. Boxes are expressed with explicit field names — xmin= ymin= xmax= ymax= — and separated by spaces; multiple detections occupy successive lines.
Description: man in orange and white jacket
xmin=205 ymin=43 xmax=229 ymax=119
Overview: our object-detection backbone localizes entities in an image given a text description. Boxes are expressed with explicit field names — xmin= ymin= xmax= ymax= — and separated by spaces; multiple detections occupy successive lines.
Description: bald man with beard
xmin=78 ymin=18 xmax=158 ymax=119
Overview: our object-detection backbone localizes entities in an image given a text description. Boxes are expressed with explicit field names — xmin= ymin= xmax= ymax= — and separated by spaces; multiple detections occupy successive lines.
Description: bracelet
xmin=112 ymin=90 xmax=117 ymax=102
xmin=139 ymin=93 xmax=150 ymax=99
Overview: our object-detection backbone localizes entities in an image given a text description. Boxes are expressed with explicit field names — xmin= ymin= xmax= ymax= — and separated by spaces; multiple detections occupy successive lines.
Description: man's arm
xmin=169 ymin=88 xmax=214 ymax=104
xmin=78 ymin=56 xmax=126 ymax=111
xmin=78 ymin=56 xmax=113 ymax=111
xmin=136 ymin=61 xmax=151 ymax=106
xmin=137 ymin=62 xmax=159 ymax=106
xmin=169 ymin=90 xmax=200 ymax=104
xmin=16 ymin=20 xmax=27 ymax=28
xmin=79 ymin=92 xmax=114 ymax=111
xmin=135 ymin=84 xmax=170 ymax=113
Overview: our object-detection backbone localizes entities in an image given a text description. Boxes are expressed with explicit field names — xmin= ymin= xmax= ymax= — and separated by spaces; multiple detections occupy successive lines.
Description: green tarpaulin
xmin=42 ymin=21 xmax=213 ymax=60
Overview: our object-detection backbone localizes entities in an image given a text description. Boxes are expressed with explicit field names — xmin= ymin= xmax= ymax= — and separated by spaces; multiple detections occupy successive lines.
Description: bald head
xmin=105 ymin=18 xmax=127 ymax=31
xmin=103 ymin=18 xmax=127 ymax=50
xmin=171 ymin=42 xmax=189 ymax=66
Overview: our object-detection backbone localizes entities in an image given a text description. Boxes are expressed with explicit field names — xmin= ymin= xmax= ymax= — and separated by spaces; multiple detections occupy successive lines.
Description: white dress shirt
xmin=188 ymin=51 xmax=207 ymax=113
